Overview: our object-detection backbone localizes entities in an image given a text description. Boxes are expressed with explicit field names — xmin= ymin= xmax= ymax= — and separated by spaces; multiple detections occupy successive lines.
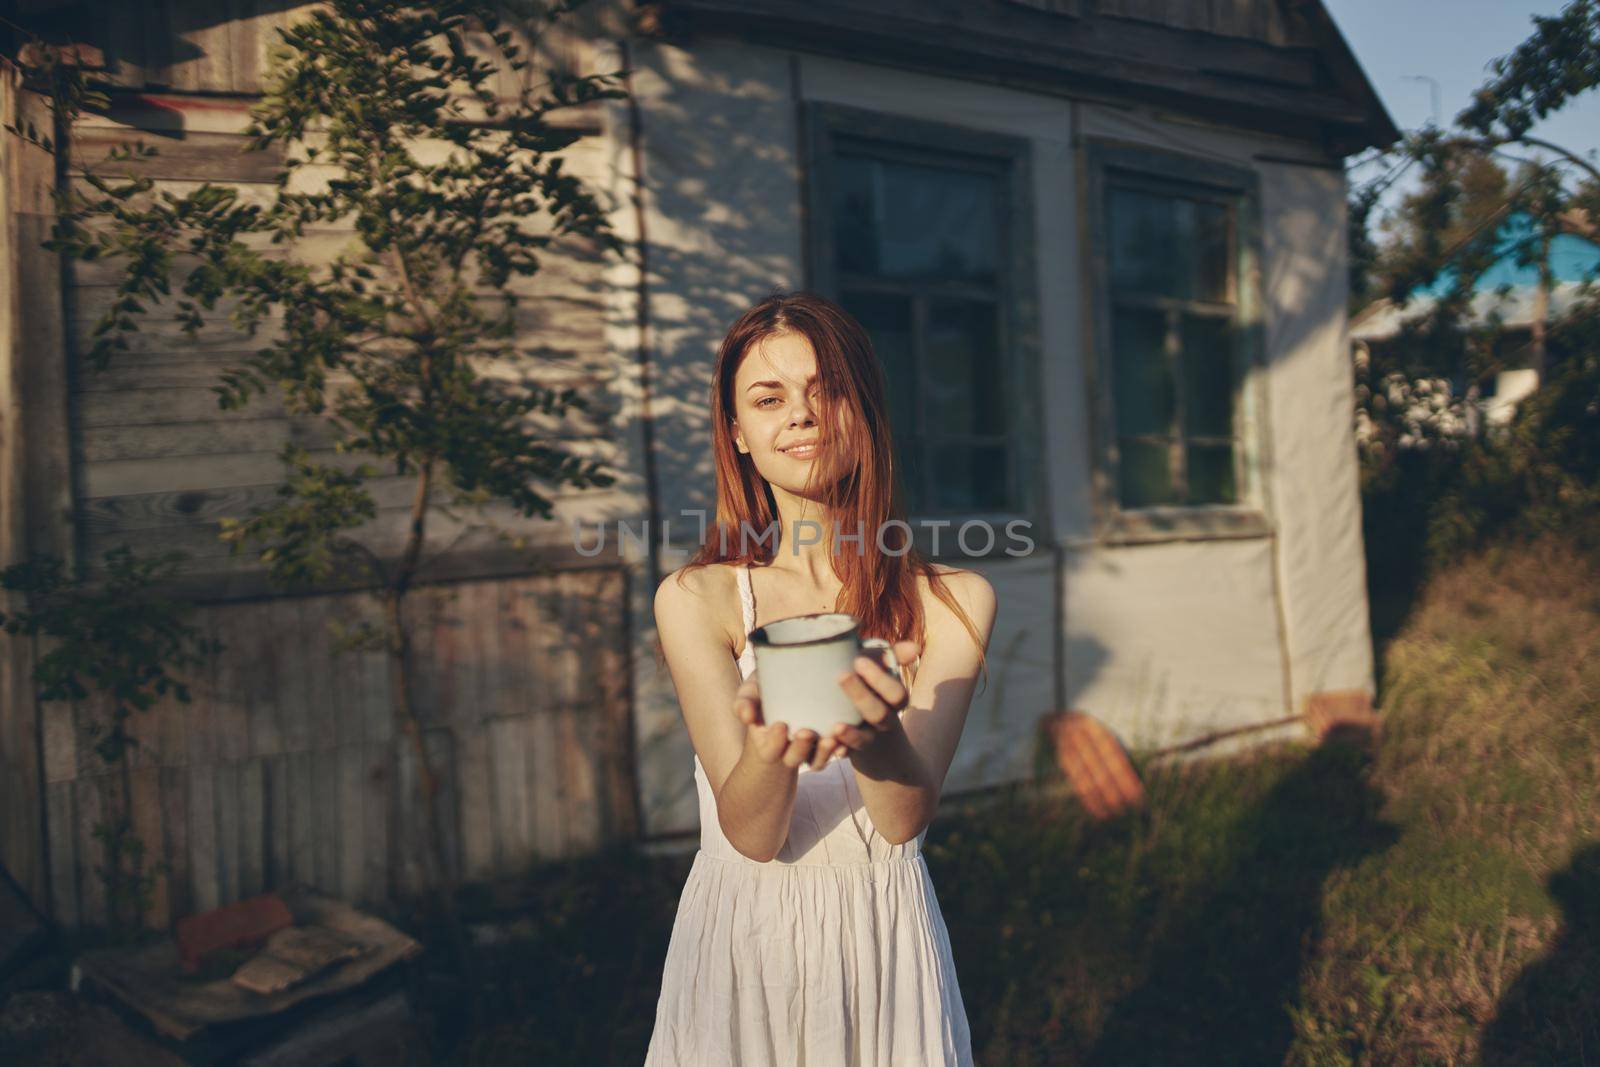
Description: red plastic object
xmin=1043 ymin=710 xmax=1146 ymax=820
xmin=175 ymin=892 xmax=294 ymax=974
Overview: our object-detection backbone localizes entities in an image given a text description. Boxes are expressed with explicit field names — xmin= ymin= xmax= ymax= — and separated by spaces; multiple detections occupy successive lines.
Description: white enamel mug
xmin=748 ymin=612 xmax=904 ymax=738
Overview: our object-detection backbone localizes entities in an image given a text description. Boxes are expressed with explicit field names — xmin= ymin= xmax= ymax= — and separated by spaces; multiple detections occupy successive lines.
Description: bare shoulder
xmin=916 ymin=563 xmax=997 ymax=630
xmin=654 ymin=562 xmax=741 ymax=652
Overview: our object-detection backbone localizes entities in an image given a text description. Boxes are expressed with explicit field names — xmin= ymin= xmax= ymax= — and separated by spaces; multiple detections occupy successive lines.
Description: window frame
xmin=803 ymin=101 xmax=1047 ymax=559
xmin=1082 ymin=138 xmax=1272 ymax=544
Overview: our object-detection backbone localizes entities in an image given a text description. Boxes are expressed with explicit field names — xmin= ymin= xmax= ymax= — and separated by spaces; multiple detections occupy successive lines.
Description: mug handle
xmin=859 ymin=637 xmax=903 ymax=682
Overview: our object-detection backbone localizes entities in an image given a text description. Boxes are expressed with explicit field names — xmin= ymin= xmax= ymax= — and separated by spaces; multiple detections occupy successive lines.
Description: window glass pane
xmin=833 ymin=153 xmax=1000 ymax=282
xmin=1112 ymin=308 xmax=1174 ymax=437
xmin=928 ymin=442 xmax=1009 ymax=514
xmin=1118 ymin=438 xmax=1175 ymax=507
xmin=1110 ymin=186 xmax=1234 ymax=303
xmin=1181 ymin=314 xmax=1235 ymax=438
xmin=844 ymin=291 xmax=916 ymax=439
xmin=925 ymin=298 xmax=1003 ymax=436
xmin=896 ymin=436 xmax=926 ymax=515
xmin=1186 ymin=443 xmax=1236 ymax=504
xmin=1196 ymin=201 xmax=1230 ymax=303
xmin=1110 ymin=187 xmax=1189 ymax=298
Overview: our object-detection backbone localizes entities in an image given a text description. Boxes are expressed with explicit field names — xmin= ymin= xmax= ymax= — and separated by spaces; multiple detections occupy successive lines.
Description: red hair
xmin=677 ymin=290 xmax=988 ymax=685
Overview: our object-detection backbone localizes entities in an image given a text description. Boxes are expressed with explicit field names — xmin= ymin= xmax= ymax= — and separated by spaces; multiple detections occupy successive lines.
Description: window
xmin=1086 ymin=141 xmax=1266 ymax=538
xmin=805 ymin=103 xmax=1041 ymax=538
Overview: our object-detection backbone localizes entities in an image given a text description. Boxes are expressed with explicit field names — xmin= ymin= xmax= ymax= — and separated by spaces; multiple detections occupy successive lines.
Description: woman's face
xmin=731 ymin=331 xmax=853 ymax=496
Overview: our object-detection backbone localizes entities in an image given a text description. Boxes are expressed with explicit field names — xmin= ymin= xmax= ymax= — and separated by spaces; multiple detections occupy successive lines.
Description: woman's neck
xmin=765 ymin=485 xmax=841 ymax=587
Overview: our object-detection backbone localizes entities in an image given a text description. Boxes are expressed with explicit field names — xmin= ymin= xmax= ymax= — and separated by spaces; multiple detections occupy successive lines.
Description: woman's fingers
xmin=836 ymin=653 xmax=907 ymax=730
xmin=829 ymin=722 xmax=874 ymax=752
xmin=782 ymin=729 xmax=819 ymax=768
xmin=754 ymin=721 xmax=787 ymax=762
xmin=856 ymin=652 xmax=911 ymax=710
xmin=734 ymin=674 xmax=764 ymax=727
xmin=809 ymin=735 xmax=839 ymax=771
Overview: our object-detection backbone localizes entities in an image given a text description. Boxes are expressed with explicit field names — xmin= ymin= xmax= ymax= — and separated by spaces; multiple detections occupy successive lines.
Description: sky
xmin=1323 ymin=0 xmax=1600 ymax=225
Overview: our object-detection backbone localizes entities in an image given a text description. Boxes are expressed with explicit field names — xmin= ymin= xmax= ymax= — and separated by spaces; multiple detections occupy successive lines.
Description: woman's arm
xmin=840 ymin=570 xmax=998 ymax=844
xmin=654 ymin=567 xmax=822 ymax=862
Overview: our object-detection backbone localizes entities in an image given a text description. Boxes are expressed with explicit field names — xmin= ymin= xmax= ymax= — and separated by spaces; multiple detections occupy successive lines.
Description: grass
xmin=13 ymin=532 xmax=1589 ymax=1065
xmin=405 ymin=530 xmax=1599 ymax=1065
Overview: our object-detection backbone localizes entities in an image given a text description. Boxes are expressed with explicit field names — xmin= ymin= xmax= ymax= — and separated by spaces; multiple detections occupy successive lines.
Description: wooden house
xmin=0 ymin=0 xmax=1396 ymax=927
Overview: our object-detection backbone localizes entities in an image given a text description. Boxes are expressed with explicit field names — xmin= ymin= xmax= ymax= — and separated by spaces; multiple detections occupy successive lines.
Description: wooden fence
xmin=42 ymin=566 xmax=636 ymax=929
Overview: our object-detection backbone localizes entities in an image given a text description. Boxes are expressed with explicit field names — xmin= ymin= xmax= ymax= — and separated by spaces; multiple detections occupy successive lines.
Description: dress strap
xmin=736 ymin=562 xmax=756 ymax=636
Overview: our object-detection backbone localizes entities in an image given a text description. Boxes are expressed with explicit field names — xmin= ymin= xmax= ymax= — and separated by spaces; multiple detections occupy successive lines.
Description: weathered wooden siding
xmin=77 ymin=0 xmax=595 ymax=97
xmin=66 ymin=126 xmax=620 ymax=588
xmin=1 ymin=59 xmax=76 ymax=906
xmin=0 ymin=60 xmax=42 ymax=904
xmin=1093 ymin=0 xmax=1299 ymax=47
xmin=41 ymin=567 xmax=633 ymax=928
xmin=58 ymin=2 xmax=625 ymax=590
xmin=4 ymin=6 xmax=647 ymax=925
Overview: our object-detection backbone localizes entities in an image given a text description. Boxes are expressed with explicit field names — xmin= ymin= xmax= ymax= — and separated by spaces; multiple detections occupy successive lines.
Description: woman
xmin=645 ymin=290 xmax=996 ymax=1065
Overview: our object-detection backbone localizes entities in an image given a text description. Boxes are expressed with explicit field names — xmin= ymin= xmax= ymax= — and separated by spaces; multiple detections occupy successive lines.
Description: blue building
xmin=1350 ymin=209 xmax=1600 ymax=426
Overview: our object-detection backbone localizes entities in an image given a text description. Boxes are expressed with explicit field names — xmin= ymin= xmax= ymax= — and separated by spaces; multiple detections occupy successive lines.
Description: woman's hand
xmin=829 ymin=640 xmax=919 ymax=759
xmin=733 ymin=671 xmax=850 ymax=771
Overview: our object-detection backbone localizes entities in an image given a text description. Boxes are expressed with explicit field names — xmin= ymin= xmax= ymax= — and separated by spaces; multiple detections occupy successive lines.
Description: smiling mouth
xmin=780 ymin=443 xmax=820 ymax=459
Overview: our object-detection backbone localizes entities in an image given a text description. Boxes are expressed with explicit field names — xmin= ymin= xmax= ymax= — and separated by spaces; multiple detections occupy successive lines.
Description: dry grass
xmin=1282 ymin=533 xmax=1600 ymax=1065
xmin=393 ymin=533 xmax=1599 ymax=1065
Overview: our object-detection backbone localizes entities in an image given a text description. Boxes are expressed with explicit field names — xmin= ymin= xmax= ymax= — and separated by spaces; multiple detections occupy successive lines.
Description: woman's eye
xmin=757 ymin=397 xmax=781 ymax=408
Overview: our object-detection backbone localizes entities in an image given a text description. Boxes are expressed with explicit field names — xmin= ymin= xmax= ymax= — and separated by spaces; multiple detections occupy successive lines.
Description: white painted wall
xmin=604 ymin=37 xmax=1374 ymax=838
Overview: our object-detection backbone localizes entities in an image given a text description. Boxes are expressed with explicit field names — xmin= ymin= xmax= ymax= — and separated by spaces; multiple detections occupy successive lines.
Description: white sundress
xmin=644 ymin=562 xmax=973 ymax=1066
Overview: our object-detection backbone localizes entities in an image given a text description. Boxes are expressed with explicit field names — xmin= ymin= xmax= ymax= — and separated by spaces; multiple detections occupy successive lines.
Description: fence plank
xmin=364 ymin=739 xmax=392 ymax=905
xmin=128 ymin=766 xmax=167 ymax=927
xmin=262 ymin=752 xmax=288 ymax=891
xmin=285 ymin=749 xmax=314 ymax=887
xmin=488 ymin=716 xmax=530 ymax=877
xmin=530 ymin=711 xmax=564 ymax=859
xmin=457 ymin=721 xmax=496 ymax=882
xmin=158 ymin=766 xmax=191 ymax=924
xmin=213 ymin=760 xmax=241 ymax=907
xmin=312 ymin=745 xmax=340 ymax=895
xmin=561 ymin=707 xmax=600 ymax=854
xmin=44 ymin=567 xmax=632 ymax=922
xmin=46 ymin=782 xmax=79 ymax=928
xmin=237 ymin=757 xmax=264 ymax=899
xmin=337 ymin=744 xmax=366 ymax=901
xmin=74 ymin=776 xmax=107 ymax=928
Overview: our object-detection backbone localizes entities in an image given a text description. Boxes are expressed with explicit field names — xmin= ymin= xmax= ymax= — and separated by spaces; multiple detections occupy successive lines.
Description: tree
xmin=0 ymin=549 xmax=219 ymax=935
xmin=45 ymin=0 xmax=629 ymax=916
xmin=1347 ymin=0 xmax=1600 ymax=565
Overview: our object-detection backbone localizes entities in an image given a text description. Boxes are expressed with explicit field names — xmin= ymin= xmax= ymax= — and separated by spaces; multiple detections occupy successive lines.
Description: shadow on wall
xmin=603 ymin=41 xmax=816 ymax=527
